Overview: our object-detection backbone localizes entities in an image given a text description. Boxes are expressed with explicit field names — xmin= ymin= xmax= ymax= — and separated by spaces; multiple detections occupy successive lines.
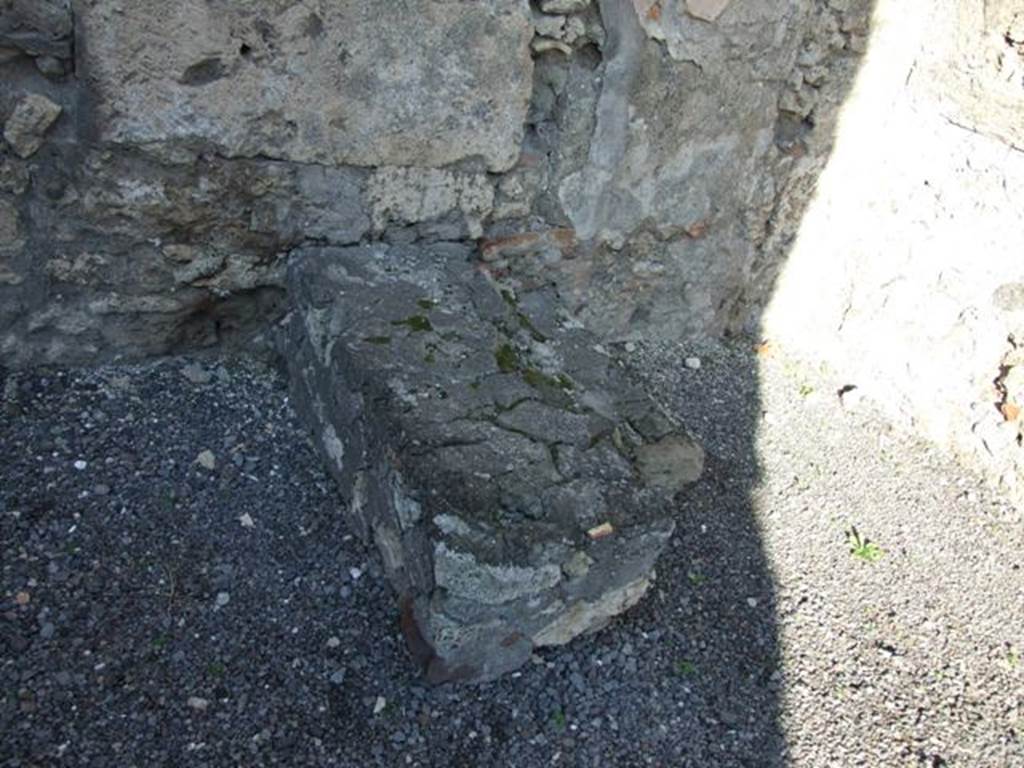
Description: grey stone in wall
xmin=3 ymin=92 xmax=61 ymax=157
xmin=280 ymin=243 xmax=703 ymax=682
xmin=0 ymin=0 xmax=73 ymax=62
xmin=77 ymin=0 xmax=534 ymax=172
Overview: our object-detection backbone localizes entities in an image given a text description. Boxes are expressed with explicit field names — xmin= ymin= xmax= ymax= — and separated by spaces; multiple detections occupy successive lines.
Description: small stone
xmin=187 ymin=696 xmax=210 ymax=711
xmin=684 ymin=356 xmax=702 ymax=370
xmin=73 ymin=460 xmax=87 ymax=471
xmin=563 ymin=551 xmax=595 ymax=580
xmin=181 ymin=363 xmax=212 ymax=385
xmin=34 ymin=56 xmax=66 ymax=78
xmin=624 ymin=342 xmax=637 ymax=353
xmin=531 ymin=38 xmax=573 ymax=55
xmin=685 ymin=220 xmax=709 ymax=238
xmin=329 ymin=671 xmax=345 ymax=685
xmin=533 ymin=13 xmax=567 ymax=39
xmin=3 ymin=93 xmax=62 ymax=158
xmin=39 ymin=622 xmax=56 ymax=639
xmin=373 ymin=696 xmax=387 ymax=715
xmin=215 ymin=592 xmax=230 ymax=607
xmin=685 ymin=0 xmax=732 ymax=22
xmin=327 ymin=636 xmax=341 ymax=648
xmin=349 ymin=567 xmax=363 ymax=581
xmin=587 ymin=522 xmax=614 ymax=540
xmin=746 ymin=597 xmax=759 ymax=608
xmin=196 ymin=450 xmax=216 ymax=471
xmin=838 ymin=385 xmax=863 ymax=410
xmin=94 ymin=484 xmax=111 ymax=496
xmin=635 ymin=435 xmax=705 ymax=491
xmin=540 ymin=0 xmax=589 ymax=12
xmin=15 ymin=591 xmax=30 ymax=606
xmin=239 ymin=512 xmax=255 ymax=529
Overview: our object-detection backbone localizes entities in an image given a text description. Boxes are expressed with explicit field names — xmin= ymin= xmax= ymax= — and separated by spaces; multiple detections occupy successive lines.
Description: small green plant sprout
xmin=799 ymin=383 xmax=815 ymax=397
xmin=846 ymin=526 xmax=883 ymax=562
xmin=675 ymin=659 xmax=697 ymax=677
xmin=1005 ymin=645 xmax=1020 ymax=671
xmin=551 ymin=709 xmax=567 ymax=731
xmin=687 ymin=571 xmax=707 ymax=587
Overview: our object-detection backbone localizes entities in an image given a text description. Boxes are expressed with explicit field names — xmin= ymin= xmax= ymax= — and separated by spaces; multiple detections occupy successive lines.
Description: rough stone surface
xmin=3 ymin=92 xmax=61 ymax=157
xmin=279 ymin=243 xmax=703 ymax=682
xmin=78 ymin=0 xmax=534 ymax=171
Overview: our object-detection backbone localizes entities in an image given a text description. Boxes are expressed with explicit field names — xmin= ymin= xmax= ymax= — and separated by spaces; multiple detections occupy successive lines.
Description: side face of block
xmin=281 ymin=244 xmax=703 ymax=682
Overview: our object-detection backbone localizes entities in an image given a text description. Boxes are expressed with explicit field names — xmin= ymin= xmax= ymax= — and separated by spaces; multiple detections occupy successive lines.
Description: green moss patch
xmin=391 ymin=315 xmax=433 ymax=333
xmin=495 ymin=343 xmax=521 ymax=373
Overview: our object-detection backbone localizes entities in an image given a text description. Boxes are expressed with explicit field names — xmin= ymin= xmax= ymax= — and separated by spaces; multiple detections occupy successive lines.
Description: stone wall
xmin=1 ymin=0 xmax=871 ymax=365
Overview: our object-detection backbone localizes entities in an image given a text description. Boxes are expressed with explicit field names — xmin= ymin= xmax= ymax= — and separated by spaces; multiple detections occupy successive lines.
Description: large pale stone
xmin=78 ymin=0 xmax=534 ymax=171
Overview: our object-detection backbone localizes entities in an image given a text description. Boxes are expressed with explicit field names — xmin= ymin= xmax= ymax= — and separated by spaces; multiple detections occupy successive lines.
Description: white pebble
xmin=349 ymin=567 xmax=363 ymax=581
xmin=196 ymin=450 xmax=216 ymax=471
xmin=685 ymin=357 xmax=702 ymax=370
xmin=327 ymin=636 xmax=341 ymax=648
xmin=72 ymin=460 xmax=87 ymax=471
xmin=187 ymin=696 xmax=209 ymax=711
xmin=373 ymin=696 xmax=387 ymax=715
xmin=215 ymin=592 xmax=230 ymax=607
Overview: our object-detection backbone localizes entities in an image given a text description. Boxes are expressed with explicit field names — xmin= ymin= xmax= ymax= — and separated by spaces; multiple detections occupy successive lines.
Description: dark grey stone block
xmin=280 ymin=243 xmax=703 ymax=682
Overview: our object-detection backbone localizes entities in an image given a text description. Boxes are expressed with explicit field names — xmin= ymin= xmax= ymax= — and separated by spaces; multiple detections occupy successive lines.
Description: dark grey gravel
xmin=1 ymin=342 xmax=1021 ymax=767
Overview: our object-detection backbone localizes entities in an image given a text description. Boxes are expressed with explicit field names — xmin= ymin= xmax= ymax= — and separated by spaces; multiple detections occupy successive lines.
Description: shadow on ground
xmin=0 ymin=351 xmax=782 ymax=767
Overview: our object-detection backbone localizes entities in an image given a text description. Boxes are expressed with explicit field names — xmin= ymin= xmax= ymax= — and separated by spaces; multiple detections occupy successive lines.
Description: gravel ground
xmin=1 ymin=342 xmax=1021 ymax=767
